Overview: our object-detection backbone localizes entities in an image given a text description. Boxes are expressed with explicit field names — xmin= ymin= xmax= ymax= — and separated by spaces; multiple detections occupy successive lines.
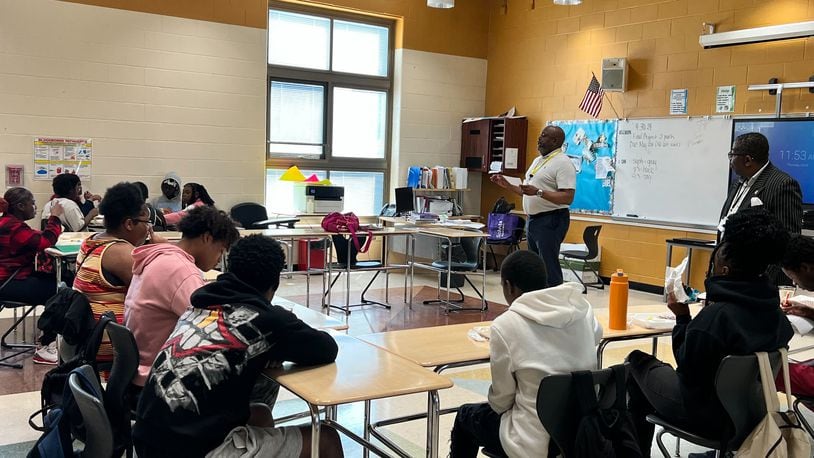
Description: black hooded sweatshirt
xmin=674 ymin=275 xmax=793 ymax=433
xmin=132 ymin=273 xmax=338 ymax=457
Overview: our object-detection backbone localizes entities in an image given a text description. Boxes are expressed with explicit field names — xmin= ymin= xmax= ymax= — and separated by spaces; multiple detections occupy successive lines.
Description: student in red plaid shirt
xmin=0 ymin=187 xmax=64 ymax=305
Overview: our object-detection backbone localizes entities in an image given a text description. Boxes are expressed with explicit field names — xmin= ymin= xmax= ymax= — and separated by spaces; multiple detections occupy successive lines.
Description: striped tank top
xmin=73 ymin=235 xmax=131 ymax=369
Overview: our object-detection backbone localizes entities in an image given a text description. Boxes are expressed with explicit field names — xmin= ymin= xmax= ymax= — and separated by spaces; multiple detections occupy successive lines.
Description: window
xmin=267 ymin=4 xmax=393 ymax=215
xmin=265 ymin=169 xmax=383 ymax=216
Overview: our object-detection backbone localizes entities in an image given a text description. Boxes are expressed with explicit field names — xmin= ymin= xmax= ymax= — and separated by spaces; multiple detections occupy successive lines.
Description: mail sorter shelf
xmin=413 ymin=188 xmax=467 ymax=215
xmin=460 ymin=117 xmax=527 ymax=173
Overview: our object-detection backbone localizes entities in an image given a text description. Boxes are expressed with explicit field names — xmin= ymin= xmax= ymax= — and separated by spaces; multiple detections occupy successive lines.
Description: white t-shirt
xmin=41 ymin=197 xmax=85 ymax=232
xmin=522 ymin=148 xmax=577 ymax=215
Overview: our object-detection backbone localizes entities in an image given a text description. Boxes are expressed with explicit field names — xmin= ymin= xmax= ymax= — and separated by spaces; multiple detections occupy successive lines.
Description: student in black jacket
xmin=133 ymin=234 xmax=343 ymax=458
xmin=627 ymin=208 xmax=794 ymax=456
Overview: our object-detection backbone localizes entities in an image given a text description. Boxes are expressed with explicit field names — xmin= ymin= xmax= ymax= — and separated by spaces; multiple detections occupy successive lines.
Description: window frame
xmin=266 ymin=2 xmax=395 ymax=182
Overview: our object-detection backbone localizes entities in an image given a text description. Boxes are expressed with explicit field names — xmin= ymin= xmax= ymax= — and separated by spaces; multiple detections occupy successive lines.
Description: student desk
xmin=594 ymin=304 xmax=701 ymax=368
xmin=265 ymin=335 xmax=453 ymax=458
xmin=357 ymin=322 xmax=491 ymax=457
xmin=411 ymin=227 xmax=488 ymax=312
xmin=272 ymin=297 xmax=348 ymax=332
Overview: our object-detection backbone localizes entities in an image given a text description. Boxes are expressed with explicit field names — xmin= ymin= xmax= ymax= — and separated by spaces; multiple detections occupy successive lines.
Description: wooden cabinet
xmin=460 ymin=117 xmax=528 ymax=173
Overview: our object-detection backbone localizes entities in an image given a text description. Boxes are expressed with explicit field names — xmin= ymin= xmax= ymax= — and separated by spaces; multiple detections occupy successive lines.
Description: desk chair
xmin=534 ymin=364 xmax=627 ymax=457
xmin=485 ymin=216 xmax=525 ymax=271
xmin=424 ymin=236 xmax=488 ymax=313
xmin=0 ymin=269 xmax=38 ymax=369
xmin=229 ymin=202 xmax=298 ymax=229
xmin=324 ymin=234 xmax=388 ymax=314
xmin=792 ymin=395 xmax=814 ymax=439
xmin=69 ymin=365 xmax=114 ymax=458
xmin=103 ymin=321 xmax=138 ymax=458
xmin=560 ymin=225 xmax=604 ymax=294
xmin=647 ymin=352 xmax=782 ymax=457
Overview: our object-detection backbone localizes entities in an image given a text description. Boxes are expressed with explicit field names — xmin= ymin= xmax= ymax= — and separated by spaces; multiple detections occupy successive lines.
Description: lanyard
xmin=528 ymin=151 xmax=561 ymax=178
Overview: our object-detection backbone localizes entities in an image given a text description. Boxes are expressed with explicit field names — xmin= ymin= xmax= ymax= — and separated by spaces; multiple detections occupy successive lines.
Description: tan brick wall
xmin=482 ymin=0 xmax=814 ymax=287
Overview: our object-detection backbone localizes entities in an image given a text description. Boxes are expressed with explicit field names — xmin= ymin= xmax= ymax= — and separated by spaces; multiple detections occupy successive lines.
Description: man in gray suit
xmin=719 ymin=132 xmax=802 ymax=285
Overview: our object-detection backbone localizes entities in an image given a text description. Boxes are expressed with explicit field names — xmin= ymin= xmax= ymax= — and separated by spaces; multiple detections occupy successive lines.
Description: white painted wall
xmin=392 ymin=49 xmax=487 ymax=215
xmin=0 ymin=0 xmax=267 ymax=214
xmin=0 ymin=0 xmax=488 ymax=223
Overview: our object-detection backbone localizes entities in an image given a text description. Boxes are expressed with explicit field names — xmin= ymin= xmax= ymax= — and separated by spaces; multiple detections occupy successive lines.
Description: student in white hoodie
xmin=450 ymin=250 xmax=602 ymax=458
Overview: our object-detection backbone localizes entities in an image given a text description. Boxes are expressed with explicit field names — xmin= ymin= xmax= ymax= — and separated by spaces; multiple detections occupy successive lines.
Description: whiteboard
xmin=612 ymin=118 xmax=732 ymax=227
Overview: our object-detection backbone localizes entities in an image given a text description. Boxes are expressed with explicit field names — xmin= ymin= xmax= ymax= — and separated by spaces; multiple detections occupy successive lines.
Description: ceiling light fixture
xmin=553 ymin=0 xmax=582 ymax=5
xmin=427 ymin=0 xmax=454 ymax=8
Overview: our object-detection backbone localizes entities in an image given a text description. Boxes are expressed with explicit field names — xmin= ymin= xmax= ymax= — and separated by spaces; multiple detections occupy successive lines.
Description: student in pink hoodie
xmin=124 ymin=206 xmax=239 ymax=388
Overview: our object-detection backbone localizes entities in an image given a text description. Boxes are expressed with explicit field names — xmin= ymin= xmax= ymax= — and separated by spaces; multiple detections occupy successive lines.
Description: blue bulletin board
xmin=551 ymin=120 xmax=617 ymax=214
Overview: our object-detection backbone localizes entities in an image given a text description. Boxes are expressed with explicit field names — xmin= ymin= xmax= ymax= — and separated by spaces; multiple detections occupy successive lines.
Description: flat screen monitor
xmin=732 ymin=118 xmax=814 ymax=205
xmin=395 ymin=187 xmax=414 ymax=215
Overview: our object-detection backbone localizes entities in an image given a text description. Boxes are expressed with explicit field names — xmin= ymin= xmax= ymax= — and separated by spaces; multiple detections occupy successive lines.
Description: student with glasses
xmin=73 ymin=182 xmax=168 ymax=372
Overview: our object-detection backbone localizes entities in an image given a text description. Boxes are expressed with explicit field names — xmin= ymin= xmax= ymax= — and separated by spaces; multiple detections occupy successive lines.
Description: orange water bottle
xmin=609 ymin=269 xmax=629 ymax=330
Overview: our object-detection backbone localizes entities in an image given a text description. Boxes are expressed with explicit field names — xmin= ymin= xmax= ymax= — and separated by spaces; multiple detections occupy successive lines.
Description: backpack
xmin=572 ymin=364 xmax=643 ymax=458
xmin=491 ymin=196 xmax=515 ymax=214
xmin=28 ymin=312 xmax=114 ymax=446
xmin=321 ymin=212 xmax=373 ymax=253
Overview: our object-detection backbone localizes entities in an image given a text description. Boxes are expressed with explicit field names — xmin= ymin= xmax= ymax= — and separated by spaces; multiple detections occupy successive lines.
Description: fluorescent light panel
xmin=699 ymin=21 xmax=814 ymax=48
xmin=427 ymin=0 xmax=454 ymax=8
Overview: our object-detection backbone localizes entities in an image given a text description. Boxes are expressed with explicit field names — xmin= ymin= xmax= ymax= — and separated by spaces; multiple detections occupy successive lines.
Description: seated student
xmin=133 ymin=234 xmax=343 ymax=458
xmin=41 ymin=173 xmax=98 ymax=231
xmin=163 ymin=182 xmax=215 ymax=227
xmin=73 ymin=183 xmax=167 ymax=371
xmin=133 ymin=181 xmax=165 ymax=230
xmin=152 ymin=172 xmax=183 ymax=213
xmin=125 ymin=205 xmax=239 ymax=388
xmin=0 ymin=187 xmax=64 ymax=364
xmin=773 ymin=234 xmax=814 ymax=396
xmin=450 ymin=250 xmax=602 ymax=457
xmin=79 ymin=190 xmax=102 ymax=216
xmin=626 ymin=208 xmax=794 ymax=456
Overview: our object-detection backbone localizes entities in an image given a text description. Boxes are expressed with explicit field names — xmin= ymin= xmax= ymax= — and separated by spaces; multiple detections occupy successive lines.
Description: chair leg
xmin=442 ymin=277 xmax=488 ymax=314
xmin=563 ymin=258 xmax=588 ymax=294
xmin=0 ymin=305 xmax=37 ymax=369
xmin=793 ymin=398 xmax=814 ymax=438
xmin=654 ymin=428 xmax=671 ymax=458
xmin=488 ymin=245 xmax=498 ymax=272
xmin=1 ymin=305 xmax=37 ymax=349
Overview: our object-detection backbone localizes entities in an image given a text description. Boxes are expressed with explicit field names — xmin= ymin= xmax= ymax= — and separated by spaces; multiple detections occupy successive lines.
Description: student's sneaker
xmin=32 ymin=342 xmax=58 ymax=365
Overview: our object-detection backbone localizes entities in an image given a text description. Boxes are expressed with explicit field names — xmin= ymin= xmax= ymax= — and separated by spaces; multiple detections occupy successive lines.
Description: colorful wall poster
xmin=33 ymin=137 xmax=92 ymax=180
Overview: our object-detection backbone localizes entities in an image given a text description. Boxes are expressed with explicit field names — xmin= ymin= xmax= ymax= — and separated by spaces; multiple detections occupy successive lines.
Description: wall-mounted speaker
xmin=602 ymin=58 xmax=627 ymax=92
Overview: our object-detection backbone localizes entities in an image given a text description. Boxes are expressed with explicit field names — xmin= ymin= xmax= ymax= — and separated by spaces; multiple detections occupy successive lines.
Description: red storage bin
xmin=297 ymin=238 xmax=326 ymax=271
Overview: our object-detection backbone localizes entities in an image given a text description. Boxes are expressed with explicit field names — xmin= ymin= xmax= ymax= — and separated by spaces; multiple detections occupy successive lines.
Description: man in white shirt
xmin=490 ymin=125 xmax=576 ymax=286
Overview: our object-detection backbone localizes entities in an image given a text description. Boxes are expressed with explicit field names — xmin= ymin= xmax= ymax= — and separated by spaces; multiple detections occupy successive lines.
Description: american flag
xmin=579 ymin=75 xmax=604 ymax=118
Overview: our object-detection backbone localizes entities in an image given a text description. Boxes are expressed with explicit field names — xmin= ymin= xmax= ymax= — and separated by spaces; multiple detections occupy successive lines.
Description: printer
xmin=294 ymin=185 xmax=344 ymax=214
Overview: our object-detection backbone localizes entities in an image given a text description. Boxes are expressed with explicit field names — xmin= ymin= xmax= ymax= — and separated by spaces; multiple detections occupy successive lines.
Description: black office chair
xmin=0 ymin=269 xmax=39 ymax=369
xmin=647 ymin=352 xmax=783 ymax=457
xmin=423 ymin=236 xmax=487 ymax=313
xmin=103 ymin=321 xmax=138 ymax=458
xmin=229 ymin=202 xmax=298 ymax=229
xmin=486 ymin=216 xmax=525 ymax=271
xmin=560 ymin=225 xmax=604 ymax=294
xmin=533 ymin=364 xmax=627 ymax=457
xmin=69 ymin=364 xmax=114 ymax=458
xmin=792 ymin=395 xmax=814 ymax=439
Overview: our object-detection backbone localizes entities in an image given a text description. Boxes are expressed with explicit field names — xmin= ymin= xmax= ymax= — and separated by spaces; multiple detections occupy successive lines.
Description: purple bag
xmin=487 ymin=213 xmax=520 ymax=241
